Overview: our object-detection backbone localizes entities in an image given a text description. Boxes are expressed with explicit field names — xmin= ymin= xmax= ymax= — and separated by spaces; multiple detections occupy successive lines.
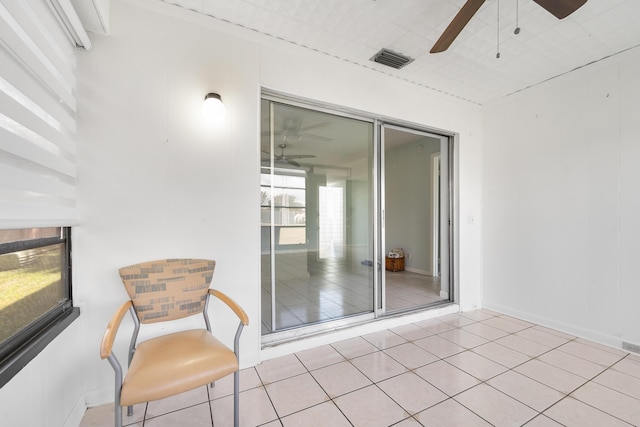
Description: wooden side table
xmin=385 ymin=256 xmax=405 ymax=272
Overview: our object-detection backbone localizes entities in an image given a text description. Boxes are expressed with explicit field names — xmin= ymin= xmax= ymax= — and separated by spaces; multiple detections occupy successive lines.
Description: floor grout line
xmin=84 ymin=309 xmax=640 ymax=427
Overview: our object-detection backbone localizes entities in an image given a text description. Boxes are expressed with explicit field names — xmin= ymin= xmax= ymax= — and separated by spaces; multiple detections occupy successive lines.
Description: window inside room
xmin=0 ymin=0 xmax=81 ymax=388
xmin=0 ymin=227 xmax=74 ymax=383
xmin=261 ymin=171 xmax=307 ymax=246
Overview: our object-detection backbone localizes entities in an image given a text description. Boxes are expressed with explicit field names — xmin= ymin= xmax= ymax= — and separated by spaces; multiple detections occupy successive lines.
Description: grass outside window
xmin=0 ymin=228 xmax=75 ymax=387
xmin=0 ymin=245 xmax=66 ymax=343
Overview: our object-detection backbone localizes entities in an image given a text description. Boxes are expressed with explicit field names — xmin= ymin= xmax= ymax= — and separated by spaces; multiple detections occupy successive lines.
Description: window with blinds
xmin=0 ymin=0 xmax=78 ymax=228
xmin=0 ymin=0 xmax=82 ymax=387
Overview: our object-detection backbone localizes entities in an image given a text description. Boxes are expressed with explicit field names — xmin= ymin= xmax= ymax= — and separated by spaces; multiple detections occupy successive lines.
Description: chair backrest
xmin=119 ymin=258 xmax=216 ymax=324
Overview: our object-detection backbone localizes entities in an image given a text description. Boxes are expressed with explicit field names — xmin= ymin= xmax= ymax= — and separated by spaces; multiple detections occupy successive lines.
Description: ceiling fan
xmin=430 ymin=0 xmax=588 ymax=54
xmin=262 ymin=143 xmax=316 ymax=167
xmin=262 ymin=117 xmax=332 ymax=143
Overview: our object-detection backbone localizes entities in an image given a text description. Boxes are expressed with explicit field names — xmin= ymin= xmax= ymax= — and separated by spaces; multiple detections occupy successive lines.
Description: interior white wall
xmin=74 ymin=0 xmax=262 ymax=406
xmin=482 ymin=45 xmax=640 ymax=349
xmin=0 ymin=321 xmax=85 ymax=427
xmin=73 ymin=0 xmax=483 ymax=408
xmin=385 ymin=138 xmax=440 ymax=274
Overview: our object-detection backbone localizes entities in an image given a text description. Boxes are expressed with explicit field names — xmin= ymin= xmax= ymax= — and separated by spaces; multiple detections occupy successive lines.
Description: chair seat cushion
xmin=120 ymin=329 xmax=238 ymax=406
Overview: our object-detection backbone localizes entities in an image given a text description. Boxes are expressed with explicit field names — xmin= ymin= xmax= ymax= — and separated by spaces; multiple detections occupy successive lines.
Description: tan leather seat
xmin=100 ymin=259 xmax=248 ymax=427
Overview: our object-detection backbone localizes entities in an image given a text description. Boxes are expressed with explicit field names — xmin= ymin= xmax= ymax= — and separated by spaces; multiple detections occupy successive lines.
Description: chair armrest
xmin=209 ymin=289 xmax=249 ymax=326
xmin=100 ymin=300 xmax=133 ymax=359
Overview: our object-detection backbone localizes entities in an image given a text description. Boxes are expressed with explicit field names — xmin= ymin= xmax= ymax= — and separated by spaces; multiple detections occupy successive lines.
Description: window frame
xmin=261 ymin=167 xmax=308 ymax=247
xmin=0 ymin=227 xmax=79 ymax=388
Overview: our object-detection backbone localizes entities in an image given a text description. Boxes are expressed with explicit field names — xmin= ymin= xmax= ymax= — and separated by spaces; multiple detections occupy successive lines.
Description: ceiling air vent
xmin=370 ymin=48 xmax=414 ymax=69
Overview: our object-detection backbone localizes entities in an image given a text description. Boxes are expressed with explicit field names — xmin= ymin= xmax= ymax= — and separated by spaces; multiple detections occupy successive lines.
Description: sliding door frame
xmin=378 ymin=122 xmax=453 ymax=316
xmin=261 ymin=89 xmax=458 ymax=345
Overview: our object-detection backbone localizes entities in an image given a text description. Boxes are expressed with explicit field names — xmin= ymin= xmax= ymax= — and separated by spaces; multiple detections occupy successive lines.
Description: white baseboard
xmin=482 ymin=302 xmax=628 ymax=352
xmin=84 ymin=387 xmax=115 ymax=408
xmin=404 ymin=267 xmax=431 ymax=276
xmin=63 ymin=394 xmax=87 ymax=427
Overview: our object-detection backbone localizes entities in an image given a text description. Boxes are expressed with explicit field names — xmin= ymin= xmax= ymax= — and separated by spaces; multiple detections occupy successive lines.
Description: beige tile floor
xmin=81 ymin=309 xmax=640 ymax=426
xmin=261 ymin=250 xmax=447 ymax=335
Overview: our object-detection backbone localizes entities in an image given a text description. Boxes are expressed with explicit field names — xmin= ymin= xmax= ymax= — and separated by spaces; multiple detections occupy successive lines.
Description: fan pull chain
xmin=496 ymin=0 xmax=501 ymax=58
xmin=514 ymin=0 xmax=521 ymax=34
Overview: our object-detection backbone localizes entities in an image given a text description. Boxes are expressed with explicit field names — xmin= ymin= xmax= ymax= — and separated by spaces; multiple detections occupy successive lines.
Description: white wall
xmin=0 ymin=321 xmax=85 ymax=427
xmin=75 ymin=0 xmax=483 ymax=407
xmin=385 ymin=138 xmax=440 ymax=274
xmin=482 ymin=46 xmax=640 ymax=349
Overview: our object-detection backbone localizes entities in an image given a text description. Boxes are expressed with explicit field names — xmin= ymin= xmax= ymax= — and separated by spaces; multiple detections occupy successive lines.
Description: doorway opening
xmin=381 ymin=125 xmax=450 ymax=314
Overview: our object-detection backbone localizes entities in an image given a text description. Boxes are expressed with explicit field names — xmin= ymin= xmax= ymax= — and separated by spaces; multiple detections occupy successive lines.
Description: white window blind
xmin=0 ymin=1 xmax=79 ymax=228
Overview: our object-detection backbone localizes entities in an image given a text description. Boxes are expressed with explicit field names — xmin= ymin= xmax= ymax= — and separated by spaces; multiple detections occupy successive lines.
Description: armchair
xmin=99 ymin=259 xmax=249 ymax=427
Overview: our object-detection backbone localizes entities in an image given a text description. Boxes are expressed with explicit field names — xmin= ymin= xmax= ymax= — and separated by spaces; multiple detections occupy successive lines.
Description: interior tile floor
xmin=261 ymin=252 xmax=446 ymax=334
xmin=385 ymin=270 xmax=445 ymax=312
xmin=81 ymin=309 xmax=640 ymax=427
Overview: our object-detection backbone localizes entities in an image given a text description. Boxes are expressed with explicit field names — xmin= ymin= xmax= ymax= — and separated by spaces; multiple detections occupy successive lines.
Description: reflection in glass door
xmin=261 ymin=95 xmax=454 ymax=340
xmin=261 ymin=98 xmax=375 ymax=336
xmin=319 ymin=182 xmax=345 ymax=259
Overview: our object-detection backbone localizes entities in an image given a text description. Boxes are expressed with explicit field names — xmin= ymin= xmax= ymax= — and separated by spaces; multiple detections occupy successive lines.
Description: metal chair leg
xmin=234 ymin=370 xmax=239 ymax=427
xmin=127 ymin=405 xmax=133 ymax=417
xmin=114 ymin=404 xmax=122 ymax=427
xmin=109 ymin=354 xmax=124 ymax=427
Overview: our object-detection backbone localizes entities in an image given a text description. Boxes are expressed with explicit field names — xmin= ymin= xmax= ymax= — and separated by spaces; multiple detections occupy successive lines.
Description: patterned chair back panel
xmin=119 ymin=259 xmax=216 ymax=324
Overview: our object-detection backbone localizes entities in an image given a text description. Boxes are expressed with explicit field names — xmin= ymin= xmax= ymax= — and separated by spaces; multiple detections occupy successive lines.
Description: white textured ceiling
xmin=162 ymin=0 xmax=640 ymax=105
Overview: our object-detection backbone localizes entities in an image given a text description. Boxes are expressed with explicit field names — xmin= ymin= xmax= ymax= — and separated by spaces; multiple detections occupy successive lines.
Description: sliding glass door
xmin=380 ymin=125 xmax=451 ymax=314
xmin=261 ymin=95 xmax=454 ymax=340
xmin=261 ymin=98 xmax=375 ymax=336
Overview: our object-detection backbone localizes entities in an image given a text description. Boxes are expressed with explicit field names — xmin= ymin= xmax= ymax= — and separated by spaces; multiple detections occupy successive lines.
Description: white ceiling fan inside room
xmin=262 ymin=143 xmax=316 ymax=168
xmin=262 ymin=116 xmax=332 ymax=144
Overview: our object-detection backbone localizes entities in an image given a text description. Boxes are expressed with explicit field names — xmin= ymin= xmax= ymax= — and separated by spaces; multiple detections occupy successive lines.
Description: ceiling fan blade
xmin=430 ymin=0 xmax=485 ymax=54
xmin=288 ymin=159 xmax=301 ymax=167
xmin=298 ymin=133 xmax=333 ymax=143
xmin=285 ymin=154 xmax=316 ymax=159
xmin=533 ymin=0 xmax=587 ymax=19
xmin=299 ymin=122 xmax=330 ymax=132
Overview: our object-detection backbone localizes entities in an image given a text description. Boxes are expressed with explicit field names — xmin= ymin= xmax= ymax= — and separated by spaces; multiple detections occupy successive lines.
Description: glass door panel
xmin=381 ymin=125 xmax=450 ymax=313
xmin=261 ymin=99 xmax=375 ymax=335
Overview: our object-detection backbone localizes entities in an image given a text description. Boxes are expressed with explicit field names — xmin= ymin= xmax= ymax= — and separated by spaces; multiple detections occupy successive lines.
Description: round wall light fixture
xmin=202 ymin=92 xmax=225 ymax=122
